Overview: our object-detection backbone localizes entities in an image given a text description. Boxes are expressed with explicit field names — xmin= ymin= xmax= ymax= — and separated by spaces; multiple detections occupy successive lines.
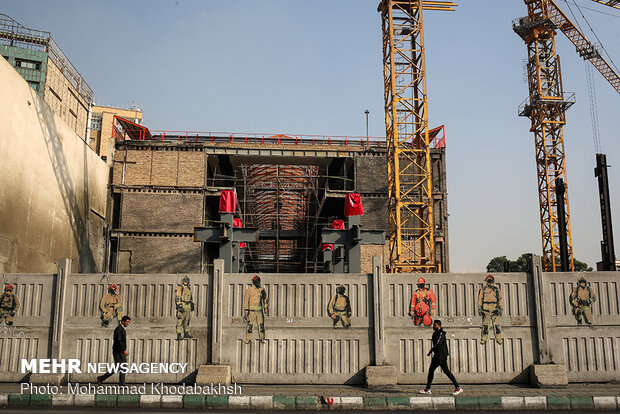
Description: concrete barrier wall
xmin=62 ymin=272 xmax=210 ymax=383
xmin=543 ymin=271 xmax=620 ymax=382
xmin=218 ymin=273 xmax=373 ymax=384
xmin=0 ymin=274 xmax=55 ymax=381
xmin=2 ymin=256 xmax=619 ymax=384
xmin=383 ymin=272 xmax=533 ymax=384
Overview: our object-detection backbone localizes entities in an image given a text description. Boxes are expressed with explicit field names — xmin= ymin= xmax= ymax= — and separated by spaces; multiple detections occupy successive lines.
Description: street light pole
xmin=364 ymin=109 xmax=369 ymax=146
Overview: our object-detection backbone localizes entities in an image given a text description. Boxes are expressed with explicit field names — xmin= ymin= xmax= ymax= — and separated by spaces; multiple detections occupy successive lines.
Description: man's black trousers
xmin=99 ymin=352 xmax=126 ymax=385
xmin=426 ymin=356 xmax=459 ymax=389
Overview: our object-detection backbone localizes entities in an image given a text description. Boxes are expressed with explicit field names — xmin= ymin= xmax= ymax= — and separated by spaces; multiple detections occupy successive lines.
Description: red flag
xmin=233 ymin=218 xmax=247 ymax=248
xmin=219 ymin=190 xmax=237 ymax=213
xmin=344 ymin=193 xmax=364 ymax=216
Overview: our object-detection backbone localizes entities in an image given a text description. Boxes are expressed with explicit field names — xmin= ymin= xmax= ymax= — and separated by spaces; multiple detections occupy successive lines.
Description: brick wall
xmin=113 ymin=146 xmax=205 ymax=187
xmin=360 ymin=197 xmax=388 ymax=231
xmin=120 ymin=191 xmax=203 ymax=232
xmin=355 ymin=153 xmax=387 ymax=193
xmin=118 ymin=236 xmax=200 ymax=273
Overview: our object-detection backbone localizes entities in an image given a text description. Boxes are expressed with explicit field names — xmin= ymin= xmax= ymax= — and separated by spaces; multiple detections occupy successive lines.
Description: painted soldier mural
xmin=328 ymin=285 xmax=352 ymax=328
xmin=175 ymin=276 xmax=195 ymax=340
xmin=99 ymin=284 xmax=124 ymax=327
xmin=0 ymin=284 xmax=20 ymax=326
xmin=570 ymin=277 xmax=597 ymax=325
xmin=478 ymin=274 xmax=503 ymax=345
xmin=243 ymin=275 xmax=268 ymax=343
xmin=409 ymin=277 xmax=436 ymax=326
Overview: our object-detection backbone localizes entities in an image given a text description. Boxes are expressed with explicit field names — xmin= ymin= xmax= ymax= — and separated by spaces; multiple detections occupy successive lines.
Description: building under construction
xmin=108 ymin=120 xmax=449 ymax=274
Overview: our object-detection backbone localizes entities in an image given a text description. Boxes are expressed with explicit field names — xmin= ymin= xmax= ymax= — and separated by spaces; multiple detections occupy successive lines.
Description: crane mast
xmin=378 ymin=0 xmax=455 ymax=273
xmin=514 ymin=0 xmax=576 ymax=272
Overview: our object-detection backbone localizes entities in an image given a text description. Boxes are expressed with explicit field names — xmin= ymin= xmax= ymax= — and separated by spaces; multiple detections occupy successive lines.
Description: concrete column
xmin=51 ymin=258 xmax=70 ymax=359
xmin=372 ymin=256 xmax=385 ymax=365
xmin=527 ymin=254 xmax=550 ymax=364
xmin=347 ymin=215 xmax=362 ymax=274
xmin=32 ymin=258 xmax=70 ymax=385
xmin=211 ymin=259 xmax=225 ymax=364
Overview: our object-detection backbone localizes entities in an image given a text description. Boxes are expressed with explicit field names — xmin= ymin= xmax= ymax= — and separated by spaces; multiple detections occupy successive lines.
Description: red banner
xmin=219 ymin=190 xmax=237 ymax=213
xmin=344 ymin=193 xmax=363 ymax=216
xmin=233 ymin=217 xmax=247 ymax=248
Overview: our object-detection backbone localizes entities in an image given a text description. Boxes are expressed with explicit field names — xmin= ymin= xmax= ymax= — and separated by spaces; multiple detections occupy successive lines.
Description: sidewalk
xmin=0 ymin=383 xmax=619 ymax=410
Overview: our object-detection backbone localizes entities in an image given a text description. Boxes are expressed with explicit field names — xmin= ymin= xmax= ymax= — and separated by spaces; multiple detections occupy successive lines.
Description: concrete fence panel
xmin=0 ymin=273 xmax=55 ymax=381
xmin=62 ymin=273 xmax=210 ymax=383
xmin=383 ymin=273 xmax=534 ymax=384
xmin=3 ymin=257 xmax=620 ymax=385
xmin=219 ymin=272 xmax=373 ymax=384
xmin=543 ymin=271 xmax=620 ymax=382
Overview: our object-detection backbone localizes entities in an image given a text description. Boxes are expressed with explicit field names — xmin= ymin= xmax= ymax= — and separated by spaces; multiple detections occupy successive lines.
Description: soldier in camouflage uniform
xmin=570 ymin=277 xmax=596 ymax=325
xmin=478 ymin=275 xmax=503 ymax=345
xmin=328 ymin=285 xmax=352 ymax=328
xmin=99 ymin=284 xmax=124 ymax=327
xmin=0 ymin=284 xmax=20 ymax=326
xmin=176 ymin=276 xmax=195 ymax=340
xmin=243 ymin=275 xmax=268 ymax=343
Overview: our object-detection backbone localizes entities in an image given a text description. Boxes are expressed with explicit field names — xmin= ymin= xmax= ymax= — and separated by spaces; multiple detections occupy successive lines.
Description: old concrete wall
xmin=0 ymin=269 xmax=208 ymax=383
xmin=0 ymin=57 xmax=108 ymax=273
xmin=1 ymin=258 xmax=619 ymax=384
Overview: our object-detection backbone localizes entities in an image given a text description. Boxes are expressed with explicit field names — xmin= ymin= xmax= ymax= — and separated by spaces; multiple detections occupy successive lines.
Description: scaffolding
xmin=240 ymin=165 xmax=320 ymax=273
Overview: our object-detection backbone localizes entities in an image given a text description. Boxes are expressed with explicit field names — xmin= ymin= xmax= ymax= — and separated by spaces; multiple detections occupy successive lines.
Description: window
xmin=90 ymin=114 xmax=102 ymax=131
xmin=27 ymin=81 xmax=39 ymax=91
xmin=15 ymin=58 xmax=41 ymax=70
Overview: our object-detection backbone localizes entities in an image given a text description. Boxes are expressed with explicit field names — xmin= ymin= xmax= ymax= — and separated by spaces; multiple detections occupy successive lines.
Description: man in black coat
xmin=419 ymin=319 xmax=463 ymax=395
xmin=97 ymin=315 xmax=131 ymax=386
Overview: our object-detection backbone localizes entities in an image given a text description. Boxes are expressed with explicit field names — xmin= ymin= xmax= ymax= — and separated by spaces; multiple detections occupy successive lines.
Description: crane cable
xmin=585 ymin=62 xmax=603 ymax=153
xmin=562 ymin=0 xmax=616 ymax=152
xmin=557 ymin=0 xmax=620 ymax=18
xmin=564 ymin=0 xmax=620 ymax=74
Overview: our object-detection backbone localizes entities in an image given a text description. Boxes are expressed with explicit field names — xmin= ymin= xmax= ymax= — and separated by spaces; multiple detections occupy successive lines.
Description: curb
xmin=0 ymin=393 xmax=617 ymax=410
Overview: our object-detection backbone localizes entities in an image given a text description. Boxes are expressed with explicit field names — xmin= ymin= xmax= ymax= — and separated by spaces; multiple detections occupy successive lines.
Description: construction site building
xmin=108 ymin=125 xmax=449 ymax=274
xmin=88 ymin=105 xmax=143 ymax=162
xmin=0 ymin=14 xmax=93 ymax=140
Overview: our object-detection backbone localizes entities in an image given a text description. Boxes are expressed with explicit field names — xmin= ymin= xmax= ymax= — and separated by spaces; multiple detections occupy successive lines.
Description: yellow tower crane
xmin=378 ymin=0 xmax=456 ymax=273
xmin=591 ymin=0 xmax=620 ymax=10
xmin=513 ymin=0 xmax=620 ymax=272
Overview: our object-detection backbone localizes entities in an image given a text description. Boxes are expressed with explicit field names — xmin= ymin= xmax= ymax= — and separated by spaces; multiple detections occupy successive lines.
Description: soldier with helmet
xmin=409 ymin=277 xmax=437 ymax=326
xmin=478 ymin=274 xmax=503 ymax=344
xmin=176 ymin=276 xmax=195 ymax=340
xmin=243 ymin=275 xmax=269 ymax=343
xmin=99 ymin=284 xmax=124 ymax=327
xmin=0 ymin=284 xmax=20 ymax=326
xmin=570 ymin=276 xmax=596 ymax=325
xmin=328 ymin=285 xmax=352 ymax=328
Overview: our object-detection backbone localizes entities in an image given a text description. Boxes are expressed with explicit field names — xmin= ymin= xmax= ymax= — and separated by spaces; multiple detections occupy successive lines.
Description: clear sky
xmin=3 ymin=0 xmax=619 ymax=272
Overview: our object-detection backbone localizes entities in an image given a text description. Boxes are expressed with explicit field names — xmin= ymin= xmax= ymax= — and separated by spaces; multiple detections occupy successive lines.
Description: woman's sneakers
xmin=419 ymin=387 xmax=462 ymax=395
